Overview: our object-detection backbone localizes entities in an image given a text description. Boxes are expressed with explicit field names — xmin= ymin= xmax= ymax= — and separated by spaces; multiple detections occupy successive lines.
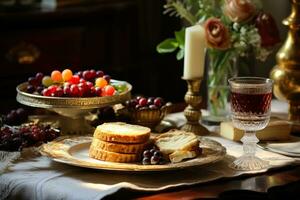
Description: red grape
xmin=63 ymin=86 xmax=71 ymax=96
xmin=89 ymin=86 xmax=96 ymax=97
xmin=54 ymin=87 xmax=63 ymax=97
xmin=79 ymin=78 xmax=86 ymax=83
xmin=102 ymin=85 xmax=115 ymax=96
xmin=68 ymin=75 xmax=80 ymax=84
xmin=70 ymin=84 xmax=79 ymax=97
xmin=36 ymin=86 xmax=44 ymax=94
xmin=136 ymin=96 xmax=143 ymax=101
xmin=95 ymin=87 xmax=102 ymax=96
xmin=129 ymin=99 xmax=138 ymax=107
xmin=90 ymin=70 xmax=96 ymax=79
xmin=42 ymin=88 xmax=51 ymax=96
xmin=0 ymin=123 xmax=60 ymax=152
xmin=96 ymin=70 xmax=104 ymax=77
xmin=86 ymin=81 xmax=93 ymax=89
xmin=48 ymin=85 xmax=58 ymax=93
xmin=154 ymin=97 xmax=163 ymax=107
xmin=26 ymin=85 xmax=35 ymax=93
xmin=139 ymin=98 xmax=147 ymax=107
xmin=78 ymin=82 xmax=87 ymax=90
xmin=35 ymin=72 xmax=44 ymax=83
xmin=16 ymin=108 xmax=27 ymax=121
xmin=76 ymin=71 xmax=83 ymax=78
xmin=83 ymin=70 xmax=92 ymax=80
xmin=28 ymin=77 xmax=38 ymax=86
xmin=103 ymin=75 xmax=111 ymax=83
xmin=147 ymin=97 xmax=155 ymax=105
xmin=78 ymin=86 xmax=85 ymax=97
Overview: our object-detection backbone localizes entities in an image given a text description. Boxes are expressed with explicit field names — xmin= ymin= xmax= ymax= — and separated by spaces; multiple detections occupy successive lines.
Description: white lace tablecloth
xmin=0 ymin=100 xmax=297 ymax=200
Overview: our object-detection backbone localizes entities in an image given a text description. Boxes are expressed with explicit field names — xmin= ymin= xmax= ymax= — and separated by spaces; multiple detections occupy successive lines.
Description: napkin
xmin=260 ymin=137 xmax=300 ymax=157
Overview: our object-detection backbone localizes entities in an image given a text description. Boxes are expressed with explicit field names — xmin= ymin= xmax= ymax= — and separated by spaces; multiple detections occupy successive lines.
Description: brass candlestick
xmin=270 ymin=0 xmax=300 ymax=128
xmin=181 ymin=78 xmax=209 ymax=135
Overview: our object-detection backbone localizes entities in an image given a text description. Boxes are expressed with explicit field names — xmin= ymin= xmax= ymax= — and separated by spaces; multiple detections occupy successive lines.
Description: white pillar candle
xmin=183 ymin=24 xmax=206 ymax=79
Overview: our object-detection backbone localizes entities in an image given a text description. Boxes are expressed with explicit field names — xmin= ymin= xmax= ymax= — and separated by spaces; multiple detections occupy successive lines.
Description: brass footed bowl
xmin=119 ymin=103 xmax=172 ymax=129
xmin=16 ymin=80 xmax=132 ymax=134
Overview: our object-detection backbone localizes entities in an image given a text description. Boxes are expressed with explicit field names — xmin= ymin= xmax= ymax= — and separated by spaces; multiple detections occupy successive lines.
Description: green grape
xmin=112 ymin=83 xmax=127 ymax=93
xmin=42 ymin=76 xmax=53 ymax=87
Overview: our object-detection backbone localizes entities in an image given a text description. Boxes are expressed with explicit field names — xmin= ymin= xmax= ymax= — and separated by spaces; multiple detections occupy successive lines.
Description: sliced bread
xmin=94 ymin=122 xmax=151 ymax=144
xmin=90 ymin=138 xmax=147 ymax=154
xmin=89 ymin=146 xmax=140 ymax=163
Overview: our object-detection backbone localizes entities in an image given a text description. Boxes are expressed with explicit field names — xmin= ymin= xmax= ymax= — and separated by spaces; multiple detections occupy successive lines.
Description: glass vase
xmin=205 ymin=50 xmax=238 ymax=124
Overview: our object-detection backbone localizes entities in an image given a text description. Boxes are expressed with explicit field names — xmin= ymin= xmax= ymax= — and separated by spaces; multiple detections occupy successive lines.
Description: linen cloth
xmin=0 ymin=100 xmax=297 ymax=200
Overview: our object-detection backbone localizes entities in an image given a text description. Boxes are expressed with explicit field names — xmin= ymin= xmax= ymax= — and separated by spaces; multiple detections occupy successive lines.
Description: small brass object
xmin=181 ymin=78 xmax=209 ymax=135
xmin=270 ymin=0 xmax=300 ymax=129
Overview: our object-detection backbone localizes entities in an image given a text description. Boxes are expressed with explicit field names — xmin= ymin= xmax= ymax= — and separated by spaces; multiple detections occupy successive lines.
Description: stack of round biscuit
xmin=89 ymin=122 xmax=151 ymax=163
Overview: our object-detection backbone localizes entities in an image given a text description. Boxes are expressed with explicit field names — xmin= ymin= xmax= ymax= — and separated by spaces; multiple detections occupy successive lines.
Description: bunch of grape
xmin=125 ymin=96 xmax=167 ymax=111
xmin=142 ymin=147 xmax=166 ymax=165
xmin=0 ymin=123 xmax=60 ymax=152
xmin=25 ymin=69 xmax=127 ymax=98
xmin=2 ymin=108 xmax=28 ymax=126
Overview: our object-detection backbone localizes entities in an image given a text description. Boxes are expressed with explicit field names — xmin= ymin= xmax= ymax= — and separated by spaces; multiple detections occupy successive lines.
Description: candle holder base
xmin=181 ymin=123 xmax=209 ymax=136
xmin=181 ymin=78 xmax=210 ymax=136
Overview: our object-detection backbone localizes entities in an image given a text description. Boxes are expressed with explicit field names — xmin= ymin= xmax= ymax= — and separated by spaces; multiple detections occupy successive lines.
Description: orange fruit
xmin=62 ymin=69 xmax=73 ymax=81
xmin=51 ymin=70 xmax=63 ymax=82
xmin=95 ymin=77 xmax=107 ymax=88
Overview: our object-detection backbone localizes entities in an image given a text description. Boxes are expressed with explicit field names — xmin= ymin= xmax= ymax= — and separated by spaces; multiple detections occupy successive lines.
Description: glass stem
xmin=241 ymin=131 xmax=259 ymax=157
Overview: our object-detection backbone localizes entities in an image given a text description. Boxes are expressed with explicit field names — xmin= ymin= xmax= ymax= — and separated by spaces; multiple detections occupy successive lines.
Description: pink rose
xmin=255 ymin=12 xmax=281 ymax=47
xmin=223 ymin=0 xmax=256 ymax=23
xmin=204 ymin=18 xmax=231 ymax=50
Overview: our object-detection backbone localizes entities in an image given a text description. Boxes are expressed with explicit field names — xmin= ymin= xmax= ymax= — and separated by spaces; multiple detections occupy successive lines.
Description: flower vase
xmin=204 ymin=50 xmax=238 ymax=123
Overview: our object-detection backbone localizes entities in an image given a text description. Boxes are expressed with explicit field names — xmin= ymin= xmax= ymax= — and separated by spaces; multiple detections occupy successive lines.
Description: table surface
xmin=108 ymin=101 xmax=300 ymax=199
xmin=132 ymin=166 xmax=300 ymax=199
xmin=2 ymin=100 xmax=300 ymax=200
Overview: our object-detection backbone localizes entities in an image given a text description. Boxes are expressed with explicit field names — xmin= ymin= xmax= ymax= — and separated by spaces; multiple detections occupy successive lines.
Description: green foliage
xmin=156 ymin=28 xmax=185 ymax=60
xmin=158 ymin=0 xmax=272 ymax=61
xmin=176 ymin=49 xmax=184 ymax=60
xmin=163 ymin=0 xmax=198 ymax=25
xmin=156 ymin=38 xmax=178 ymax=53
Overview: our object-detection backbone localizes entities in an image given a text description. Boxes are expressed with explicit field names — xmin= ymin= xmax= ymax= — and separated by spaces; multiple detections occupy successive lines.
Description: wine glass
xmin=228 ymin=77 xmax=273 ymax=170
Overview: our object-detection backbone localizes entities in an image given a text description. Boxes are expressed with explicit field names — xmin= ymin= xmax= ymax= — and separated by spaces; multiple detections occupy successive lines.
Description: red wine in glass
xmin=231 ymin=92 xmax=272 ymax=114
xmin=228 ymin=77 xmax=273 ymax=171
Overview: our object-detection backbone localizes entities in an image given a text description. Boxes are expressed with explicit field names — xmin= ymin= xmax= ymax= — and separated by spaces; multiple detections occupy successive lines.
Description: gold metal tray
xmin=16 ymin=80 xmax=132 ymax=134
xmin=16 ymin=79 xmax=132 ymax=110
xmin=40 ymin=136 xmax=226 ymax=172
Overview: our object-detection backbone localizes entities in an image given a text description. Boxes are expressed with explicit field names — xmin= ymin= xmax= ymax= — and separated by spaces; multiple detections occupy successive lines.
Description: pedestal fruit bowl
xmin=16 ymin=80 xmax=132 ymax=135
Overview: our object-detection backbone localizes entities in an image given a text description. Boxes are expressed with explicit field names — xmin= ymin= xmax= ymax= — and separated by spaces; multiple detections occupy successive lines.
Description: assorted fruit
xmin=0 ymin=108 xmax=60 ymax=152
xmin=142 ymin=146 xmax=166 ymax=165
xmin=124 ymin=96 xmax=169 ymax=111
xmin=25 ymin=69 xmax=128 ymax=97
xmin=0 ymin=123 xmax=60 ymax=152
xmin=2 ymin=108 xmax=28 ymax=126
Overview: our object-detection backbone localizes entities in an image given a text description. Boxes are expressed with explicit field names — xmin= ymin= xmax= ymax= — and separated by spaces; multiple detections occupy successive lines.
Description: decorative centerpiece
xmin=181 ymin=21 xmax=209 ymax=135
xmin=16 ymin=69 xmax=132 ymax=135
xmin=157 ymin=0 xmax=280 ymax=123
xmin=271 ymin=0 xmax=300 ymax=132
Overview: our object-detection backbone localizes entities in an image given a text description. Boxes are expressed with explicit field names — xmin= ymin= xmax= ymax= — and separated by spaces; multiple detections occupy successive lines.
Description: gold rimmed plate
xmin=39 ymin=136 xmax=226 ymax=172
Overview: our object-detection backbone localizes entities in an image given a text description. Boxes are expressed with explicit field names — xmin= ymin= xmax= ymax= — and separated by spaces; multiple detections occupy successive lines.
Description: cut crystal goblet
xmin=229 ymin=77 xmax=273 ymax=170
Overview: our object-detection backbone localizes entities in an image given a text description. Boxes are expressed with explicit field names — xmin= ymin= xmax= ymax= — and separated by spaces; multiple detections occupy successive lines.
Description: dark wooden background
xmin=0 ymin=0 xmax=185 ymax=113
xmin=0 ymin=0 xmax=290 ymax=114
